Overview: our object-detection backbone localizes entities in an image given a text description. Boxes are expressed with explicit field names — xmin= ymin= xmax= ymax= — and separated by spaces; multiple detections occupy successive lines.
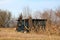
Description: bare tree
xmin=55 ymin=8 xmax=60 ymax=26
xmin=0 ymin=10 xmax=11 ymax=27
xmin=0 ymin=10 xmax=7 ymax=27
xmin=22 ymin=6 xmax=31 ymax=19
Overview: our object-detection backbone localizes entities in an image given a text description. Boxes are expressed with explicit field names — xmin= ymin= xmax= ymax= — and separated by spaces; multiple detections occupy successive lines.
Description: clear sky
xmin=0 ymin=0 xmax=60 ymax=18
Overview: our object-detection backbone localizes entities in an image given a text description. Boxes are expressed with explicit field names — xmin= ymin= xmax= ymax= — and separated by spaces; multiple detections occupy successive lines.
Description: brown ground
xmin=0 ymin=28 xmax=60 ymax=40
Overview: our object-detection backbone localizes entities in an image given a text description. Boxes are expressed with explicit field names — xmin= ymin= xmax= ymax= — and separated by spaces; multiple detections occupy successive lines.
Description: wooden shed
xmin=16 ymin=18 xmax=47 ymax=32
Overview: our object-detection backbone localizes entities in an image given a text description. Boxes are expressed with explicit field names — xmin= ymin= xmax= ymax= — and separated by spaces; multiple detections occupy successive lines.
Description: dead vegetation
xmin=0 ymin=28 xmax=60 ymax=40
xmin=0 ymin=7 xmax=60 ymax=40
xmin=15 ymin=7 xmax=60 ymax=36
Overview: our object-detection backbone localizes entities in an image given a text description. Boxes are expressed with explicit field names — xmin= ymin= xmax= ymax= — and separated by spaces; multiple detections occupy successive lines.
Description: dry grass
xmin=0 ymin=28 xmax=60 ymax=40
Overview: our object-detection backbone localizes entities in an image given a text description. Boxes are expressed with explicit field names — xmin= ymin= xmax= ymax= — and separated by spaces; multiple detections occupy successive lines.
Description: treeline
xmin=0 ymin=7 xmax=60 ymax=28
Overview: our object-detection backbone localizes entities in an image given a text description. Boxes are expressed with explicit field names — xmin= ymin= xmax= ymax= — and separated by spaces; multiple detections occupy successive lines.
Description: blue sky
xmin=0 ymin=0 xmax=60 ymax=18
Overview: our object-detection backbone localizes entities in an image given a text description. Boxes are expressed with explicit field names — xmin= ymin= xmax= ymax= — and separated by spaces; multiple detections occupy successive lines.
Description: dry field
xmin=0 ymin=28 xmax=60 ymax=40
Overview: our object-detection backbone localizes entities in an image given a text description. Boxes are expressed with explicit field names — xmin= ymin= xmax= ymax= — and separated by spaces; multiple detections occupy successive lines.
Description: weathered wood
xmin=16 ymin=18 xmax=47 ymax=32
